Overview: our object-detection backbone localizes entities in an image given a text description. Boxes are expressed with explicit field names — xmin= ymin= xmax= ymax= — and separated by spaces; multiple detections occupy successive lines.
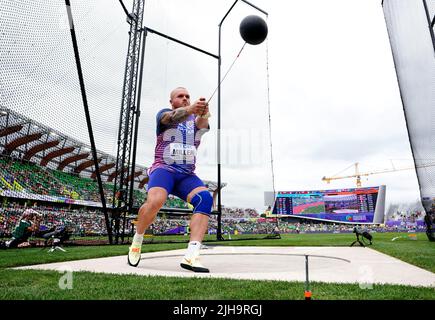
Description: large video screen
xmin=272 ymin=186 xmax=385 ymax=224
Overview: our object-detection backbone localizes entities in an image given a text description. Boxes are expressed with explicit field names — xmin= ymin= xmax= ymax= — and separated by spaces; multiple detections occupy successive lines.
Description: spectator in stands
xmin=128 ymin=87 xmax=213 ymax=273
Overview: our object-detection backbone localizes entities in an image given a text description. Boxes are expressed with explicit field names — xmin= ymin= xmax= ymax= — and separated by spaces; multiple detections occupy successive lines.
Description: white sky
xmin=3 ymin=0 xmax=425 ymax=214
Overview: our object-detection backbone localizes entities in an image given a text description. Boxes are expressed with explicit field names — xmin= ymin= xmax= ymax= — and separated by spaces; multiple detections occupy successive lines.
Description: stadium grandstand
xmin=0 ymin=107 xmax=152 ymax=209
xmin=0 ymin=107 xmax=229 ymax=245
xmin=0 ymin=107 xmax=428 ymax=247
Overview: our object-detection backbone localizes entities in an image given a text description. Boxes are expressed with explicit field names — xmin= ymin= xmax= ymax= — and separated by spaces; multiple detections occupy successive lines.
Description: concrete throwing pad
xmin=14 ymin=246 xmax=435 ymax=287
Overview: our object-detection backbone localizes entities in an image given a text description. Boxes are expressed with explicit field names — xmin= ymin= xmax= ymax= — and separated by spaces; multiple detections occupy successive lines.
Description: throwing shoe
xmin=180 ymin=256 xmax=209 ymax=273
xmin=127 ymin=244 xmax=142 ymax=267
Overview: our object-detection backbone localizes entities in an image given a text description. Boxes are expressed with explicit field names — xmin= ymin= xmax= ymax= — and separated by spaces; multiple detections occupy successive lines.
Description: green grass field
xmin=0 ymin=232 xmax=434 ymax=300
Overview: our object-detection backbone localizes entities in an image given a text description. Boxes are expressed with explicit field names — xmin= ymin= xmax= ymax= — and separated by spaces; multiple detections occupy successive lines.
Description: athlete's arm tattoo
xmin=161 ymin=107 xmax=191 ymax=125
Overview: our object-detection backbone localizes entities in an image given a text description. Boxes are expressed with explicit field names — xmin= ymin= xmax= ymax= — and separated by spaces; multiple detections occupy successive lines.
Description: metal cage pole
xmin=422 ymin=0 xmax=435 ymax=54
xmin=64 ymin=0 xmax=112 ymax=244
xmin=216 ymin=0 xmax=268 ymax=240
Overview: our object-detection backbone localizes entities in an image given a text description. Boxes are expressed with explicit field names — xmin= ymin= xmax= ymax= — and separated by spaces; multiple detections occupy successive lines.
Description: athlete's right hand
xmin=188 ymin=98 xmax=208 ymax=115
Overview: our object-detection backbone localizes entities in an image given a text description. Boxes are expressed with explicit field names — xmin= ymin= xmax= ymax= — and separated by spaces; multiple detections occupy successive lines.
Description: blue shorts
xmin=146 ymin=168 xmax=205 ymax=202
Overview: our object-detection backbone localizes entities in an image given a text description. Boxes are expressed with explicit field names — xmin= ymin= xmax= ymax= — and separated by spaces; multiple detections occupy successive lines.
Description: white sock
xmin=132 ymin=233 xmax=144 ymax=246
xmin=185 ymin=241 xmax=201 ymax=259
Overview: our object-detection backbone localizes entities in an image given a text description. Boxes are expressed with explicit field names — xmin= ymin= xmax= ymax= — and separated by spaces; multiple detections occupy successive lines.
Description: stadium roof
xmin=0 ymin=107 xmax=224 ymax=192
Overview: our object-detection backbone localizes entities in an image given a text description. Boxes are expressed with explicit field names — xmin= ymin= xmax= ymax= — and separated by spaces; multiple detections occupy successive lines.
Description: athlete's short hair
xmin=170 ymin=87 xmax=188 ymax=100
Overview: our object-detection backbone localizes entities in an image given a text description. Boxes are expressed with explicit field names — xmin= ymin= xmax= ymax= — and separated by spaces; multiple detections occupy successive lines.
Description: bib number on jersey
xmin=169 ymin=143 xmax=197 ymax=162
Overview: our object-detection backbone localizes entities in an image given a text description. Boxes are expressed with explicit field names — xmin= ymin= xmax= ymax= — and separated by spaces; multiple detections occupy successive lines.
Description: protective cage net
xmin=0 ymin=0 xmax=140 ymax=246
xmin=382 ymin=0 xmax=435 ymax=214
xmin=216 ymin=2 xmax=276 ymax=241
xmin=135 ymin=0 xmax=276 ymax=243
xmin=0 ymin=0 xmax=276 ymax=247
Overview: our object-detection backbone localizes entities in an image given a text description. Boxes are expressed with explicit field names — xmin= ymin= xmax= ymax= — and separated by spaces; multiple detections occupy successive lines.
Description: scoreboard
xmin=272 ymin=186 xmax=385 ymax=224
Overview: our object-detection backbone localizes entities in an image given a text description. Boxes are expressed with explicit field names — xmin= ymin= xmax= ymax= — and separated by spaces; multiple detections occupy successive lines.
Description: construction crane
xmin=322 ymin=162 xmax=435 ymax=188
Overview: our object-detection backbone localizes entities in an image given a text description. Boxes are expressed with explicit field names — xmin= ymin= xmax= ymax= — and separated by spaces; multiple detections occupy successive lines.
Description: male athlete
xmin=128 ymin=87 xmax=213 ymax=272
